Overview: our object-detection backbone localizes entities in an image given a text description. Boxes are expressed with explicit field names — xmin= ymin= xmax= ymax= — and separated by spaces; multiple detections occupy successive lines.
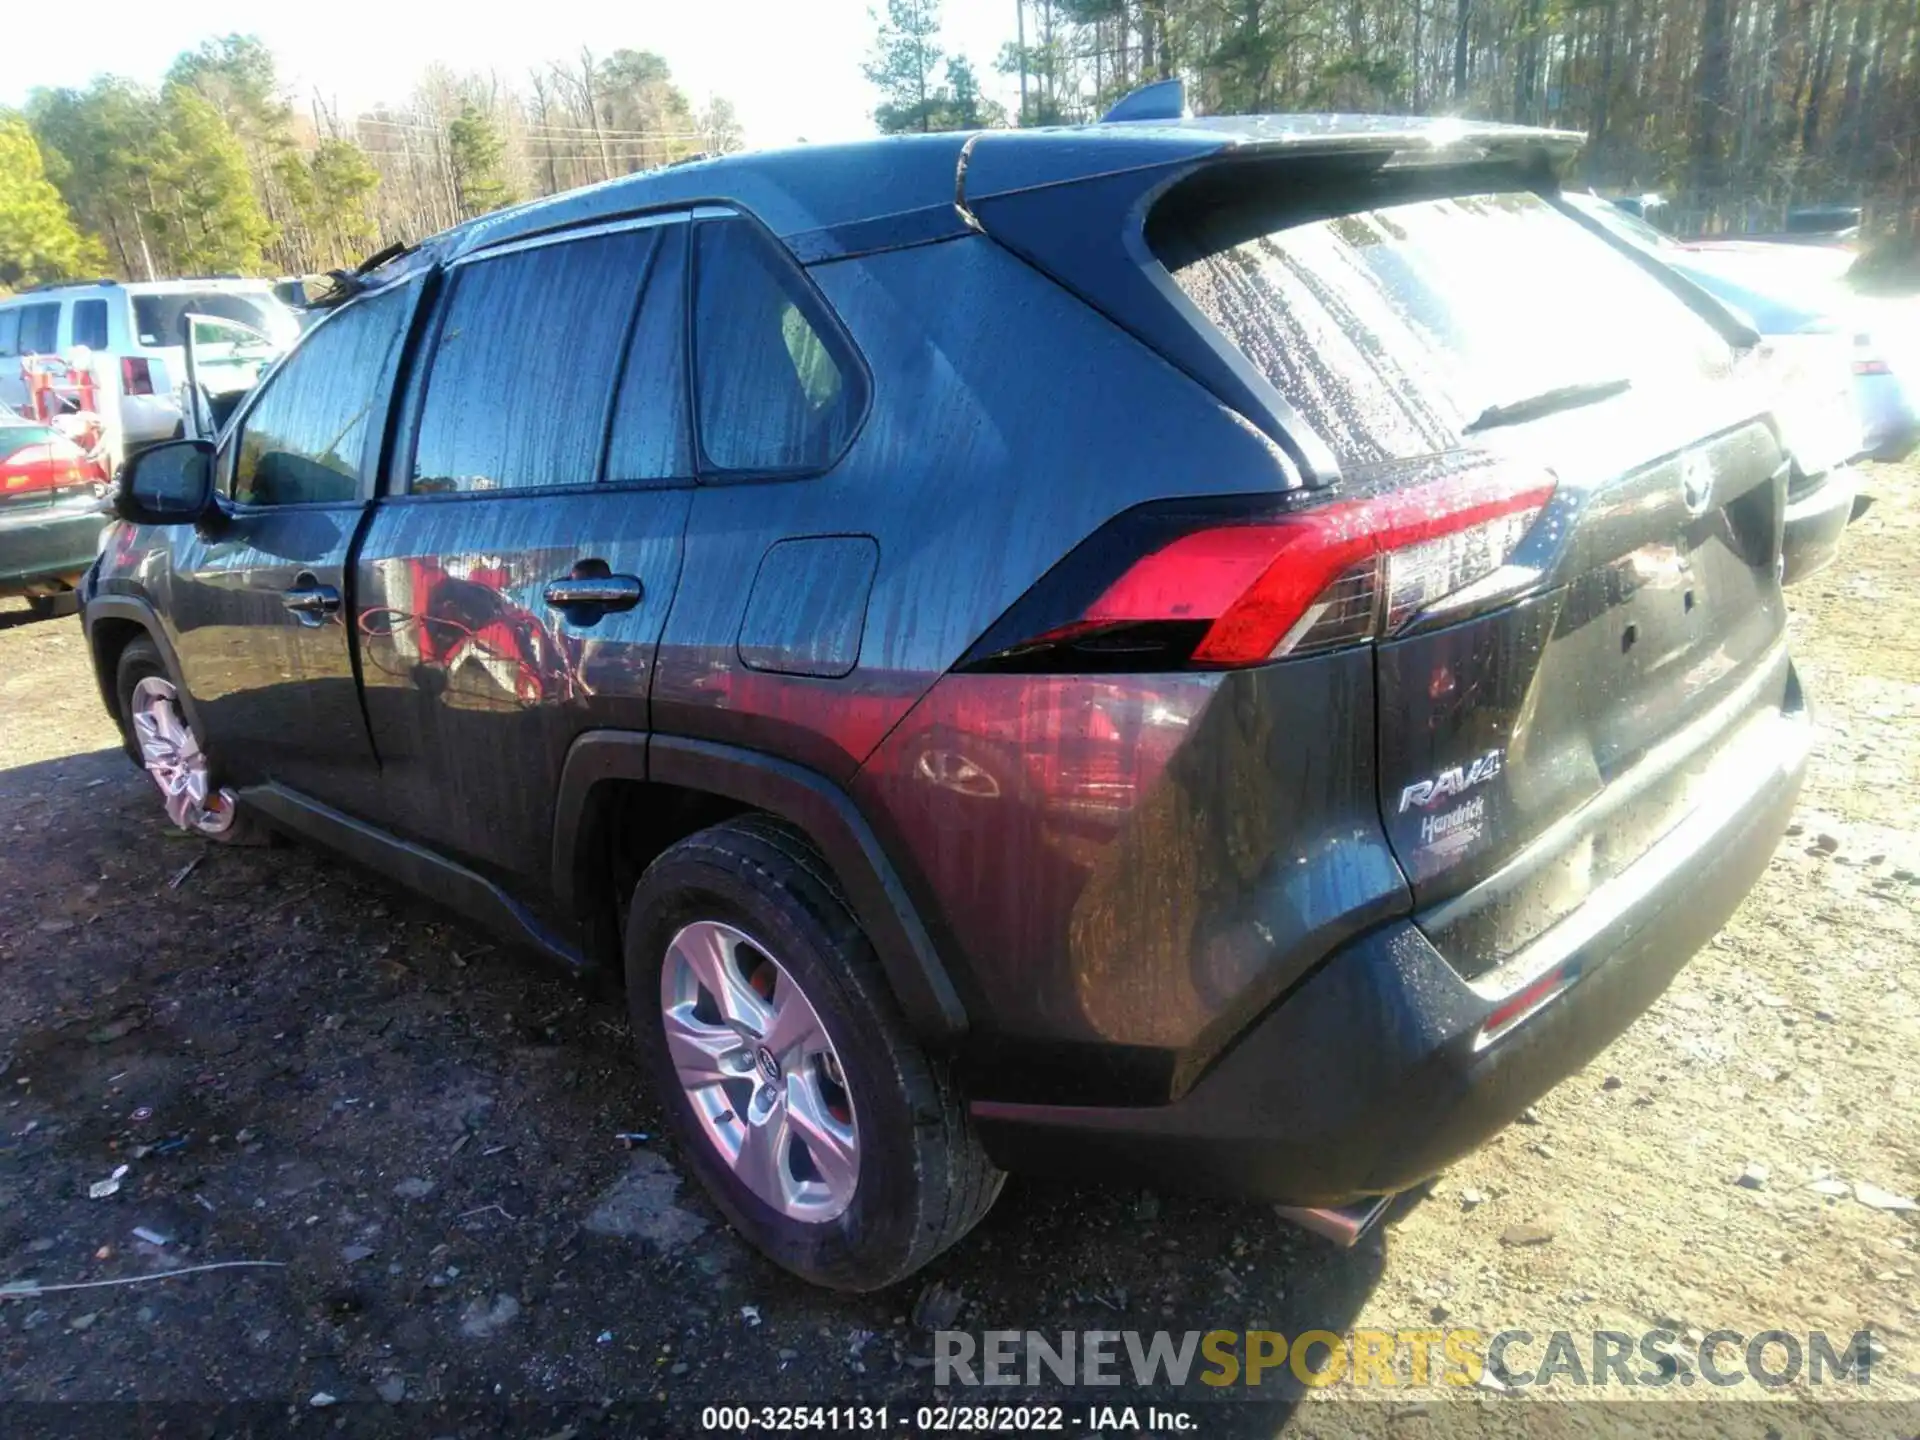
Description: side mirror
xmin=116 ymin=440 xmax=215 ymax=526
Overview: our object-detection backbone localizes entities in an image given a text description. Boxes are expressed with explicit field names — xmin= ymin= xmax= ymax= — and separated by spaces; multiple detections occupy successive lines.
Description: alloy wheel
xmin=129 ymin=676 xmax=238 ymax=837
xmin=659 ymin=919 xmax=860 ymax=1221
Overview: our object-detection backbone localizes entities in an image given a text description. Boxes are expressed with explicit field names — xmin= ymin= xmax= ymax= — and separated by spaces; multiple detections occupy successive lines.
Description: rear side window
xmin=16 ymin=304 xmax=59 ymax=356
xmin=692 ymin=218 xmax=860 ymax=474
xmin=71 ymin=298 xmax=109 ymax=350
xmin=412 ymin=229 xmax=657 ymax=494
xmin=134 ymin=291 xmax=277 ymax=347
xmin=231 ymin=283 xmax=413 ymax=507
xmin=606 ymin=222 xmax=694 ymax=483
xmin=1158 ymin=191 xmax=1732 ymax=468
xmin=0 ymin=310 xmax=18 ymax=357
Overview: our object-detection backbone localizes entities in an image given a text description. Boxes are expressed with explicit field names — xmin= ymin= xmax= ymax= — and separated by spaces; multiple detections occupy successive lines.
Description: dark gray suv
xmin=84 ymin=107 xmax=1809 ymax=1291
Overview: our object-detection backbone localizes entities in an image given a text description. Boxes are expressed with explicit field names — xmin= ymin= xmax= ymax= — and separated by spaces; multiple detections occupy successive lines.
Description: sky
xmin=2 ymin=0 xmax=1030 ymax=149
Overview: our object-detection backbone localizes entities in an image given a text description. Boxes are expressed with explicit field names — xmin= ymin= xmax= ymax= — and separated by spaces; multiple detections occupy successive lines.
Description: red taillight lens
xmin=121 ymin=357 xmax=153 ymax=396
xmin=1 ymin=445 xmax=62 ymax=494
xmin=1853 ymin=357 xmax=1891 ymax=376
xmin=1474 ymin=961 xmax=1579 ymax=1050
xmin=967 ymin=464 xmax=1554 ymax=673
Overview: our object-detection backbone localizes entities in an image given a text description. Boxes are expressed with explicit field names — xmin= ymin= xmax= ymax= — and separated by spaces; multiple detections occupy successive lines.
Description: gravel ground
xmin=0 ymin=459 xmax=1915 ymax=1438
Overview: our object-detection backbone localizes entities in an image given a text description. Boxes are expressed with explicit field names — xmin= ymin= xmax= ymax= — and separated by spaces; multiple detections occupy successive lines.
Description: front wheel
xmin=625 ymin=817 xmax=1001 ymax=1290
xmin=114 ymin=638 xmax=267 ymax=844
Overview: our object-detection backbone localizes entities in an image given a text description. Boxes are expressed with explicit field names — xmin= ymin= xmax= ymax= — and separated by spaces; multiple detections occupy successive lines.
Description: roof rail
xmin=15 ymin=278 xmax=121 ymax=294
xmin=1100 ymin=78 xmax=1187 ymax=124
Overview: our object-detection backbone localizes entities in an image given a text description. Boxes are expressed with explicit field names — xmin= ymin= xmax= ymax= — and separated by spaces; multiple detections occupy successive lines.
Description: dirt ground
xmin=0 ymin=460 xmax=1916 ymax=1438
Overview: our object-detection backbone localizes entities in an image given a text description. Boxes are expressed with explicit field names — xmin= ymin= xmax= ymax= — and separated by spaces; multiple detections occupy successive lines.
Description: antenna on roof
xmin=1100 ymin=78 xmax=1188 ymax=124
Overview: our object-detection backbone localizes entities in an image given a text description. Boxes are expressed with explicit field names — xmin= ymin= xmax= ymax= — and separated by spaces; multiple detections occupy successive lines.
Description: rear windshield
xmin=133 ymin=291 xmax=282 ymax=348
xmin=1159 ymin=190 xmax=1733 ymax=467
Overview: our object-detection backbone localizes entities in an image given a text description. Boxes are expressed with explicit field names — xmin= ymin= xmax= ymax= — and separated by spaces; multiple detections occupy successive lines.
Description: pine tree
xmin=866 ymin=0 xmax=947 ymax=133
xmin=448 ymin=102 xmax=516 ymax=219
xmin=306 ymin=139 xmax=381 ymax=266
xmin=943 ymin=57 xmax=1006 ymax=128
xmin=28 ymin=80 xmax=170 ymax=279
xmin=0 ymin=111 xmax=100 ymax=289
xmin=168 ymin=35 xmax=300 ymax=269
xmin=156 ymin=83 xmax=272 ymax=274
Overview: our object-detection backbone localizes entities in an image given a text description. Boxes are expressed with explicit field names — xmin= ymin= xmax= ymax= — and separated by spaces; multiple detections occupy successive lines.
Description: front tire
xmin=625 ymin=817 xmax=1001 ymax=1291
xmin=114 ymin=637 xmax=268 ymax=845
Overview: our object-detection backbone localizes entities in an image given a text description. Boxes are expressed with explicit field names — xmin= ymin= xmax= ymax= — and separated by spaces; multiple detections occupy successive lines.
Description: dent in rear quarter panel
xmin=649 ymin=231 xmax=1302 ymax=783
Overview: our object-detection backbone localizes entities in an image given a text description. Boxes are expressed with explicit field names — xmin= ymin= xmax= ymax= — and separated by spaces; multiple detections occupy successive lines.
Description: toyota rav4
xmin=83 ymin=104 xmax=1810 ymax=1291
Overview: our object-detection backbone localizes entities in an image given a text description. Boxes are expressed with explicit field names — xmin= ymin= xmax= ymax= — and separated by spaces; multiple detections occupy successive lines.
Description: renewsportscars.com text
xmin=935 ymin=1327 xmax=1877 ymax=1391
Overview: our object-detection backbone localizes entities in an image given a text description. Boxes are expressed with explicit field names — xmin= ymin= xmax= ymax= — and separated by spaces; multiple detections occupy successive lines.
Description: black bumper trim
xmin=0 ymin=505 xmax=107 ymax=589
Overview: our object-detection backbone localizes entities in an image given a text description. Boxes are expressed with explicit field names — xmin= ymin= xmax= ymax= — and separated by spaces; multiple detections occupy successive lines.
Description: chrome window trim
xmin=455 ymin=208 xmax=717 ymax=267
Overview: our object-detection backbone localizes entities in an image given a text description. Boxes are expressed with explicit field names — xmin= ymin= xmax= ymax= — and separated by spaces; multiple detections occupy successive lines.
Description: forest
xmin=1 ymin=36 xmax=741 ymax=288
xmin=3 ymin=0 xmax=1917 ymax=292
xmin=868 ymin=0 xmax=1919 ymax=239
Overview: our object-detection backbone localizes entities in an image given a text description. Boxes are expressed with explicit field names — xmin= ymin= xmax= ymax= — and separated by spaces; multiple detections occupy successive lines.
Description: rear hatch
xmin=1146 ymin=176 xmax=1793 ymax=980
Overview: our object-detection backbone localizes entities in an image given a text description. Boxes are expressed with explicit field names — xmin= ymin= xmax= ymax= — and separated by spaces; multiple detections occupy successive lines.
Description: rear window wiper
xmin=1463 ymin=378 xmax=1632 ymax=433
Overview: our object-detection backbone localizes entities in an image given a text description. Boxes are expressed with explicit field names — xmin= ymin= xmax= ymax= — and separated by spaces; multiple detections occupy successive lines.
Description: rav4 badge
xmin=1398 ymin=748 xmax=1505 ymax=814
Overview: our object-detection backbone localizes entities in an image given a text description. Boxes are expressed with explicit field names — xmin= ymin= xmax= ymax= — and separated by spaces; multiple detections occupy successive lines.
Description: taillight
xmin=121 ymin=357 xmax=154 ymax=396
xmin=1854 ymin=330 xmax=1892 ymax=376
xmin=963 ymin=462 xmax=1554 ymax=673
xmin=1 ymin=445 xmax=62 ymax=494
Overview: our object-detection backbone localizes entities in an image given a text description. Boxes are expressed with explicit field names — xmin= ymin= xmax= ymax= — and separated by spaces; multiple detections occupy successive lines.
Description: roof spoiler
xmin=1101 ymin=78 xmax=1187 ymax=124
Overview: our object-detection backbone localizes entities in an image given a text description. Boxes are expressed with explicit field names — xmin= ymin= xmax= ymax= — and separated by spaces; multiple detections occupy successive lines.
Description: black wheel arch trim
xmin=552 ymin=730 xmax=969 ymax=1040
xmin=83 ymin=594 xmax=208 ymax=744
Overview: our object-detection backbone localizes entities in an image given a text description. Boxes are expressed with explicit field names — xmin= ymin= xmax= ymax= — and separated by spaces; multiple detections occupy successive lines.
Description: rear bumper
xmin=1857 ymin=374 xmax=1916 ymax=461
xmin=120 ymin=394 xmax=184 ymax=445
xmin=1781 ymin=465 xmax=1856 ymax=586
xmin=0 ymin=504 xmax=108 ymax=592
xmin=972 ymin=665 xmax=1809 ymax=1204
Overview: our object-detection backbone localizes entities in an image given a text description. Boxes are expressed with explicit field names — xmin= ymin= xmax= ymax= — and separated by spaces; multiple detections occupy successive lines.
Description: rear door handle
xmin=282 ymin=578 xmax=341 ymax=625
xmin=544 ymin=572 xmax=643 ymax=613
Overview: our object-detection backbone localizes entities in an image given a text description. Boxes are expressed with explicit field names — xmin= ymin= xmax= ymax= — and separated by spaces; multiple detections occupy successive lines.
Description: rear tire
xmin=114 ymin=637 xmax=269 ymax=845
xmin=625 ymin=816 xmax=1001 ymax=1291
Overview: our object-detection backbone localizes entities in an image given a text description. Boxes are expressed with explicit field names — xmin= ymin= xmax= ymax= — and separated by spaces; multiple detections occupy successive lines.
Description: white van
xmin=0 ymin=278 xmax=298 ymax=445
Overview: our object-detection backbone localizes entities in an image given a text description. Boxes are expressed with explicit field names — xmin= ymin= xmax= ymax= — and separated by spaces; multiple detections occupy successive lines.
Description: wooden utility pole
xmin=1017 ymin=0 xmax=1030 ymax=125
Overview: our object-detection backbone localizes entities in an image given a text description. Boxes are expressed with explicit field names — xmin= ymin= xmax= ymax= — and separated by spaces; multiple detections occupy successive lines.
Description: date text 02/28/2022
xmin=698 ymin=1405 xmax=1198 ymax=1432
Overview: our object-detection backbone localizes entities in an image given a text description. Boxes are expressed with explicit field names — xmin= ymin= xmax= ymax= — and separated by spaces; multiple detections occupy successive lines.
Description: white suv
xmin=0 ymin=279 xmax=298 ymax=446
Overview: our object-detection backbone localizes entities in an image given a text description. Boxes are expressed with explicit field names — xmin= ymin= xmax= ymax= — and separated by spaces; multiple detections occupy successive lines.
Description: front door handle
xmin=544 ymin=572 xmax=643 ymax=614
xmin=282 ymin=578 xmax=341 ymax=625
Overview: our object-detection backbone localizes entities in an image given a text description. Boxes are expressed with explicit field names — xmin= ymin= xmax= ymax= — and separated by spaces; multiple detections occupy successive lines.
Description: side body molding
xmin=243 ymin=783 xmax=588 ymax=974
xmin=552 ymin=730 xmax=968 ymax=1040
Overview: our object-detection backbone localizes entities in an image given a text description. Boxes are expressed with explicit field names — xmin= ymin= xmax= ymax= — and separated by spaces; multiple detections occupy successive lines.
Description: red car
xmin=0 ymin=410 xmax=110 ymax=618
